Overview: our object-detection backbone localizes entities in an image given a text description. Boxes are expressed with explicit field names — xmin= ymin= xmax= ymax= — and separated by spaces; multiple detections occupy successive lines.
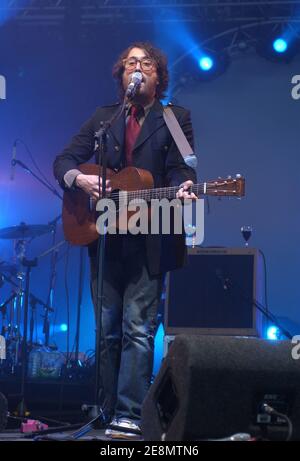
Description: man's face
xmin=122 ymin=47 xmax=158 ymax=104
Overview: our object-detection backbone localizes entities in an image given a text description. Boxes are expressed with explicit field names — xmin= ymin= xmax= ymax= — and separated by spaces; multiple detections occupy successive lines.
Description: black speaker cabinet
xmin=165 ymin=247 xmax=264 ymax=337
xmin=142 ymin=335 xmax=300 ymax=441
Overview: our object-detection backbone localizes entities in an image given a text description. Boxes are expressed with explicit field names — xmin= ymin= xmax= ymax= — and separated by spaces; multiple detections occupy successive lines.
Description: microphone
xmin=10 ymin=141 xmax=17 ymax=181
xmin=125 ymin=71 xmax=142 ymax=99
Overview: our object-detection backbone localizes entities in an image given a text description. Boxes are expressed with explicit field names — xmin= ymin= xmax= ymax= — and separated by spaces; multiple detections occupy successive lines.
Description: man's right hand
xmin=75 ymin=174 xmax=111 ymax=199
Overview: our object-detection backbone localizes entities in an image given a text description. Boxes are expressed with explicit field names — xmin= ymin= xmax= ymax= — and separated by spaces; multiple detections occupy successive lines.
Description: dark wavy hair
xmin=112 ymin=42 xmax=169 ymax=100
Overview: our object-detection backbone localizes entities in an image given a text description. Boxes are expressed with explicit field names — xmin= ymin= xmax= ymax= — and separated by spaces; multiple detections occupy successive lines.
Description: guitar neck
xmin=126 ymin=183 xmax=207 ymax=202
xmin=108 ymin=175 xmax=244 ymax=202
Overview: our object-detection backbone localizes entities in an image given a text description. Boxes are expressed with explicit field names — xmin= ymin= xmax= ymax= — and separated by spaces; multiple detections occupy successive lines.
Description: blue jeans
xmin=90 ymin=235 xmax=164 ymax=424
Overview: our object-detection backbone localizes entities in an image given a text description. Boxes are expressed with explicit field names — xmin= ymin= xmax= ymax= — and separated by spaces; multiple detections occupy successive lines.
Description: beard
xmin=123 ymin=74 xmax=156 ymax=105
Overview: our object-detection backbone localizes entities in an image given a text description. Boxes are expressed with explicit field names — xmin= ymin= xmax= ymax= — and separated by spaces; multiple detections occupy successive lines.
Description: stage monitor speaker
xmin=165 ymin=247 xmax=264 ymax=337
xmin=142 ymin=335 xmax=300 ymax=441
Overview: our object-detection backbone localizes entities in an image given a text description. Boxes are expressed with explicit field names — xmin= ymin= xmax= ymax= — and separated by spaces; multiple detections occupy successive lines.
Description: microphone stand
xmin=74 ymin=247 xmax=85 ymax=366
xmin=38 ymin=92 xmax=130 ymax=439
xmin=72 ymin=100 xmax=127 ymax=438
xmin=216 ymin=272 xmax=292 ymax=340
xmin=11 ymin=159 xmax=62 ymax=201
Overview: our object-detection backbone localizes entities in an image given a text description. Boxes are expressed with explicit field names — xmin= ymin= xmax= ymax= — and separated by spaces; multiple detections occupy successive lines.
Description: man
xmin=53 ymin=42 xmax=197 ymax=439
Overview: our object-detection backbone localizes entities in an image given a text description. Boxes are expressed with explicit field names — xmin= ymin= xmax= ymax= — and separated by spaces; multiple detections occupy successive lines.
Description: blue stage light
xmin=266 ymin=326 xmax=280 ymax=340
xmin=0 ymin=0 xmax=31 ymax=26
xmin=153 ymin=322 xmax=164 ymax=376
xmin=273 ymin=38 xmax=288 ymax=53
xmin=60 ymin=323 xmax=68 ymax=332
xmin=199 ymin=56 xmax=214 ymax=71
xmin=257 ymin=33 xmax=297 ymax=63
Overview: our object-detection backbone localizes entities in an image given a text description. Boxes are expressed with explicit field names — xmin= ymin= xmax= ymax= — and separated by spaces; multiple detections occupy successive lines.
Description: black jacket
xmin=53 ymin=99 xmax=197 ymax=275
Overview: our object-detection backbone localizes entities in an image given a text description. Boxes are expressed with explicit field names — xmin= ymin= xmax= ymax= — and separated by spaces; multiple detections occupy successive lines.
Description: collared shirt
xmin=64 ymin=99 xmax=155 ymax=189
xmin=125 ymin=100 xmax=154 ymax=127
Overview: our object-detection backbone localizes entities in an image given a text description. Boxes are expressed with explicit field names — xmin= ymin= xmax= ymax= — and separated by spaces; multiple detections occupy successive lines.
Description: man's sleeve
xmin=165 ymin=108 xmax=197 ymax=187
xmin=53 ymin=112 xmax=97 ymax=190
xmin=63 ymin=169 xmax=82 ymax=189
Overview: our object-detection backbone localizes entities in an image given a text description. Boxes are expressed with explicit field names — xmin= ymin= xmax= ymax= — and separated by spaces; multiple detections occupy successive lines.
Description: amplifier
xmin=164 ymin=247 xmax=265 ymax=338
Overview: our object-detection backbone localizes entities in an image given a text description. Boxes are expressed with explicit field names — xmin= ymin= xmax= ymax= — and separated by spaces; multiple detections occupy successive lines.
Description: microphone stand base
xmin=81 ymin=404 xmax=108 ymax=428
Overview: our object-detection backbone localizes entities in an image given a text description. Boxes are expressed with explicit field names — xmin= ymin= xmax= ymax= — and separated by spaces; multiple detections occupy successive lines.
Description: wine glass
xmin=241 ymin=225 xmax=252 ymax=247
xmin=185 ymin=224 xmax=197 ymax=248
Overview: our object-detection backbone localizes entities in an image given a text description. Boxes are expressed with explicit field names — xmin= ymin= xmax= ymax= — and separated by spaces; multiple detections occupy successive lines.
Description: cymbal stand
xmin=0 ymin=287 xmax=22 ymax=375
xmin=0 ymin=292 xmax=18 ymax=337
xmin=18 ymin=256 xmax=37 ymax=417
xmin=36 ymin=239 xmax=65 ymax=346
xmin=0 ymin=293 xmax=17 ymax=375
xmin=29 ymin=296 xmax=38 ymax=347
xmin=14 ymin=276 xmax=25 ymax=368
xmin=44 ymin=215 xmax=61 ymax=346
xmin=12 ymin=239 xmax=28 ymax=372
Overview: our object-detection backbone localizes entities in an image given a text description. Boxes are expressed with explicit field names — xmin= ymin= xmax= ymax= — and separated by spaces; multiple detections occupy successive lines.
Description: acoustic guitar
xmin=62 ymin=164 xmax=245 ymax=246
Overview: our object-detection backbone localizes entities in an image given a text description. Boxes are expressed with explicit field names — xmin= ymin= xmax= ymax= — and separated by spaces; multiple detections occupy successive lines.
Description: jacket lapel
xmin=108 ymin=105 xmax=125 ymax=147
xmin=107 ymin=99 xmax=165 ymax=152
xmin=133 ymin=99 xmax=164 ymax=152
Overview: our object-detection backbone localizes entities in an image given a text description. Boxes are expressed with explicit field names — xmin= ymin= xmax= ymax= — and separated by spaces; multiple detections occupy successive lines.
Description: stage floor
xmin=0 ymin=428 xmax=144 ymax=441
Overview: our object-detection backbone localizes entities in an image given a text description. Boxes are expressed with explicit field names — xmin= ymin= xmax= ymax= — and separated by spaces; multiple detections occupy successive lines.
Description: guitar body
xmin=63 ymin=164 xmax=153 ymax=245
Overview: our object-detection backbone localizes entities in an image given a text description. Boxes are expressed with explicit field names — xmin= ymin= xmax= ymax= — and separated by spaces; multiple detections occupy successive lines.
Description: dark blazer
xmin=53 ymin=99 xmax=197 ymax=275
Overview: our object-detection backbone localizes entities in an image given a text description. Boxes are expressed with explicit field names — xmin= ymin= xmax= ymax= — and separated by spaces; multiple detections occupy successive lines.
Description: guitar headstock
xmin=206 ymin=174 xmax=245 ymax=197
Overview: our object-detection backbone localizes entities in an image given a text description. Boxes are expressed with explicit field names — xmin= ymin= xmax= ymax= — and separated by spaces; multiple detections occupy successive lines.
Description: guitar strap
xmin=163 ymin=106 xmax=197 ymax=170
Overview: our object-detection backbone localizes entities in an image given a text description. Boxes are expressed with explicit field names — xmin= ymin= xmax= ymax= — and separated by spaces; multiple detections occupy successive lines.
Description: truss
xmin=2 ymin=1 xmax=300 ymax=26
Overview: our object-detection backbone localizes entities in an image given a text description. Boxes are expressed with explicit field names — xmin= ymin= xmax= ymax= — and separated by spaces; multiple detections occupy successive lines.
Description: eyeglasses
xmin=122 ymin=56 xmax=156 ymax=72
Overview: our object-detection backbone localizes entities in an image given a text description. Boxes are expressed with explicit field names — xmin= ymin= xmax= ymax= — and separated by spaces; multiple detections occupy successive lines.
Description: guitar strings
xmin=106 ymin=183 xmax=236 ymax=202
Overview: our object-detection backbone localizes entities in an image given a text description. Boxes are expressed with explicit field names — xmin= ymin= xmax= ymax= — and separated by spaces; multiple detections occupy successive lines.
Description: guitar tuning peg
xmin=227 ymin=175 xmax=232 ymax=179
xmin=236 ymin=173 xmax=241 ymax=178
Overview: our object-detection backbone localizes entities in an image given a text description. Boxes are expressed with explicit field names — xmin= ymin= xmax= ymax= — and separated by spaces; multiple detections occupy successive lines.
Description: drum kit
xmin=0 ymin=221 xmax=64 ymax=376
xmin=0 ymin=151 xmax=92 ymax=418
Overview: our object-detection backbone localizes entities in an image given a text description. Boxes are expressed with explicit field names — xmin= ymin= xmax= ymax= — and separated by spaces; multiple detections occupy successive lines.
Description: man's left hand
xmin=176 ymin=180 xmax=197 ymax=199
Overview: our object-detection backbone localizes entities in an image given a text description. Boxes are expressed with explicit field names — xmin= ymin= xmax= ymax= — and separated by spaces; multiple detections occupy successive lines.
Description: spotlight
xmin=195 ymin=50 xmax=230 ymax=81
xmin=273 ymin=38 xmax=288 ymax=53
xmin=257 ymin=31 xmax=299 ymax=63
xmin=60 ymin=323 xmax=68 ymax=332
xmin=266 ymin=326 xmax=280 ymax=341
xmin=199 ymin=55 xmax=214 ymax=71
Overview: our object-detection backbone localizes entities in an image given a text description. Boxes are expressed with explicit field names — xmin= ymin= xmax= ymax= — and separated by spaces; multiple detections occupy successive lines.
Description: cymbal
xmin=0 ymin=223 xmax=52 ymax=240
